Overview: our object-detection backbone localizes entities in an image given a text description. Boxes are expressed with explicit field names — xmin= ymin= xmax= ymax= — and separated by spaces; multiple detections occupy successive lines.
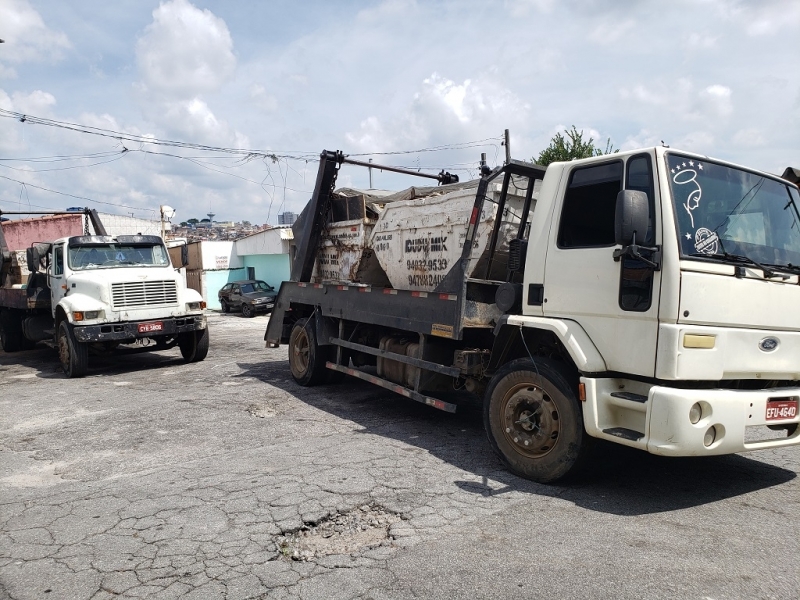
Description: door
xmin=230 ymin=284 xmax=242 ymax=309
xmin=246 ymin=266 xmax=255 ymax=280
xmin=543 ymin=152 xmax=662 ymax=377
xmin=49 ymin=243 xmax=68 ymax=316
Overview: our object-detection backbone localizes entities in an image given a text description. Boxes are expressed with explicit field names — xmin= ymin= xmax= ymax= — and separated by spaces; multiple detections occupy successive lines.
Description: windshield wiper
xmin=689 ymin=252 xmax=790 ymax=279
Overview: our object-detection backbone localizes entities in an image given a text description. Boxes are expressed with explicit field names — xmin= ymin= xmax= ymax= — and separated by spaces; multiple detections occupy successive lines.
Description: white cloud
xmin=135 ymin=0 xmax=236 ymax=98
xmin=249 ymin=85 xmax=278 ymax=112
xmin=732 ymin=128 xmax=766 ymax=147
xmin=346 ymin=73 xmax=529 ymax=153
xmin=505 ymin=0 xmax=557 ymax=17
xmin=588 ymin=18 xmax=636 ymax=44
xmin=0 ymin=0 xmax=70 ymax=71
xmin=10 ymin=90 xmax=57 ymax=115
xmin=700 ymin=84 xmax=732 ymax=118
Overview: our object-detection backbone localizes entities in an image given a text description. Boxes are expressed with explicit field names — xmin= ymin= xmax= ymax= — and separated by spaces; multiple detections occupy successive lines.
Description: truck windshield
xmin=69 ymin=244 xmax=170 ymax=270
xmin=668 ymin=153 xmax=800 ymax=269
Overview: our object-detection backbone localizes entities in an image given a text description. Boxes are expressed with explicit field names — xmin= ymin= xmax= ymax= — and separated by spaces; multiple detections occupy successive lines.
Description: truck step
xmin=42 ymin=340 xmax=56 ymax=349
xmin=602 ymin=427 xmax=644 ymax=441
xmin=609 ymin=391 xmax=648 ymax=403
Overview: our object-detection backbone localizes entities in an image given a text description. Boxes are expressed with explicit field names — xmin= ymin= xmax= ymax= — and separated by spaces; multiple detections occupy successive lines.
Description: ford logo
xmin=759 ymin=337 xmax=779 ymax=352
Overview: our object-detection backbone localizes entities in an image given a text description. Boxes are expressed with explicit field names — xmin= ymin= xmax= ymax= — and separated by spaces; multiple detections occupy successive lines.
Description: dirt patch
xmin=277 ymin=504 xmax=401 ymax=561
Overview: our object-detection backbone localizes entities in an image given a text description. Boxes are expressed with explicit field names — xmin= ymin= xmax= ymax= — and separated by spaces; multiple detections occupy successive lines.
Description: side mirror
xmin=180 ymin=244 xmax=189 ymax=268
xmin=26 ymin=246 xmax=41 ymax=273
xmin=615 ymin=190 xmax=649 ymax=246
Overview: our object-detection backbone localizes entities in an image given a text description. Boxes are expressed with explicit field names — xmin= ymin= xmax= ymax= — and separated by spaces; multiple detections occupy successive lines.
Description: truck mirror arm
xmin=613 ymin=233 xmax=662 ymax=271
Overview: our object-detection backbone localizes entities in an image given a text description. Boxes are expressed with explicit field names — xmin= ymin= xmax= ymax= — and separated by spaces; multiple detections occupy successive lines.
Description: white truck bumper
xmin=582 ymin=377 xmax=800 ymax=456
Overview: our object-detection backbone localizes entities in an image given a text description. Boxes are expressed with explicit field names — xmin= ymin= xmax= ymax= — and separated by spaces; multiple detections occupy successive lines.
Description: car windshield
xmin=668 ymin=153 xmax=800 ymax=268
xmin=69 ymin=243 xmax=170 ymax=270
xmin=240 ymin=281 xmax=273 ymax=294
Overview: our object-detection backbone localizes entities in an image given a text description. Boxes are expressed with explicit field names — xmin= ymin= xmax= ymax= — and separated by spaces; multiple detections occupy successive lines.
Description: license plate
xmin=765 ymin=398 xmax=799 ymax=421
xmin=138 ymin=321 xmax=163 ymax=333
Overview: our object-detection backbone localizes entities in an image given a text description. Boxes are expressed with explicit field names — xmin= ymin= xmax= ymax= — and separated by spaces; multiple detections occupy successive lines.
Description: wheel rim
xmin=290 ymin=327 xmax=310 ymax=376
xmin=243 ymin=304 xmax=251 ymax=317
xmin=500 ymin=382 xmax=560 ymax=458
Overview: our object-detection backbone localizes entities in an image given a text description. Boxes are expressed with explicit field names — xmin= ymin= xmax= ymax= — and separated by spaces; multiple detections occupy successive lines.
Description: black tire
xmin=241 ymin=303 xmax=255 ymax=318
xmin=288 ymin=318 xmax=329 ymax=386
xmin=57 ymin=320 xmax=88 ymax=378
xmin=0 ymin=309 xmax=23 ymax=353
xmin=179 ymin=327 xmax=209 ymax=362
xmin=484 ymin=357 xmax=589 ymax=483
xmin=220 ymin=299 xmax=230 ymax=314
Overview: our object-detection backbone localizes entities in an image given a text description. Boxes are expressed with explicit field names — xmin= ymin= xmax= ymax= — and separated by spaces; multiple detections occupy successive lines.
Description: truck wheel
xmin=484 ymin=357 xmax=589 ymax=483
xmin=0 ymin=309 xmax=23 ymax=353
xmin=241 ymin=303 xmax=255 ymax=318
xmin=220 ymin=299 xmax=230 ymax=314
xmin=58 ymin=320 xmax=88 ymax=378
xmin=179 ymin=327 xmax=209 ymax=362
xmin=288 ymin=318 xmax=329 ymax=386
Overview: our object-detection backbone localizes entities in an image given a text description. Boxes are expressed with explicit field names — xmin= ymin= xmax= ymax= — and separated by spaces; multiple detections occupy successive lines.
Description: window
xmin=619 ymin=154 xmax=656 ymax=312
xmin=53 ymin=246 xmax=64 ymax=276
xmin=558 ymin=161 xmax=623 ymax=248
xmin=221 ymin=284 xmax=232 ymax=292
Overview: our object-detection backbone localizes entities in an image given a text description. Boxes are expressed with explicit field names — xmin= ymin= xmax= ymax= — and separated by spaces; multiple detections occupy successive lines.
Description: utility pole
xmin=504 ymin=129 xmax=511 ymax=164
xmin=368 ymin=158 xmax=373 ymax=189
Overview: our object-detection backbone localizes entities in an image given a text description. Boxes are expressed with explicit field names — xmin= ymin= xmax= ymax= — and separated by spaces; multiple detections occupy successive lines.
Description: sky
xmin=0 ymin=0 xmax=798 ymax=226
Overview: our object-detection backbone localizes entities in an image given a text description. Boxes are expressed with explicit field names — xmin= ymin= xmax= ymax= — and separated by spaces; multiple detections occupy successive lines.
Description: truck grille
xmin=111 ymin=281 xmax=178 ymax=308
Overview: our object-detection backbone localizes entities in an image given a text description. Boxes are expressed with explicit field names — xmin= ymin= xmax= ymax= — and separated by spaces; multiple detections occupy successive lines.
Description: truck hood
xmin=68 ymin=267 xmax=179 ymax=286
xmin=678 ymin=262 xmax=800 ymax=331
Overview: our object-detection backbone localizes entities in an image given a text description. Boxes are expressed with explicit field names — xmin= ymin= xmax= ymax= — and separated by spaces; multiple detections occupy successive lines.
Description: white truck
xmin=0 ymin=209 xmax=209 ymax=377
xmin=265 ymin=148 xmax=800 ymax=482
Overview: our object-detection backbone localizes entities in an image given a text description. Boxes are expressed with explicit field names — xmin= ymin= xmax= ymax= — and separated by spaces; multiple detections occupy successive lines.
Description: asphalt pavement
xmin=1 ymin=312 xmax=798 ymax=599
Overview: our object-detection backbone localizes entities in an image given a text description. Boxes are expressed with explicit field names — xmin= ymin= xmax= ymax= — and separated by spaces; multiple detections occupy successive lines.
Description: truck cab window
xmin=619 ymin=154 xmax=657 ymax=312
xmin=53 ymin=246 xmax=64 ymax=276
xmin=558 ymin=161 xmax=623 ymax=248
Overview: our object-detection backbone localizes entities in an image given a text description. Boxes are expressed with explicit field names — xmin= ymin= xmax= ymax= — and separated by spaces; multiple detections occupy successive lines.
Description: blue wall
xmin=241 ymin=254 xmax=291 ymax=290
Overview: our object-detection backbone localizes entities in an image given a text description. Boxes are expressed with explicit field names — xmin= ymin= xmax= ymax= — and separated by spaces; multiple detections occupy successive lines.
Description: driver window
xmin=53 ymin=246 xmax=64 ymax=276
xmin=619 ymin=154 xmax=656 ymax=312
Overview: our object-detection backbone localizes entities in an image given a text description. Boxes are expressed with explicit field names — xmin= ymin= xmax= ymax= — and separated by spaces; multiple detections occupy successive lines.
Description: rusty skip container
xmin=369 ymin=181 xmax=531 ymax=291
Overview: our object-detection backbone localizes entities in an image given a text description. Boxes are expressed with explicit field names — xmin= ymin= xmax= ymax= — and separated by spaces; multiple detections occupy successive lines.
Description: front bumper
xmin=583 ymin=377 xmax=800 ymax=456
xmin=74 ymin=314 xmax=207 ymax=343
xmin=647 ymin=386 xmax=800 ymax=456
xmin=248 ymin=301 xmax=274 ymax=314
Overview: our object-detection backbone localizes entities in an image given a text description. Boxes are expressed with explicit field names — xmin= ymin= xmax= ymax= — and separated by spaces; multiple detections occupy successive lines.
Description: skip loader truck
xmin=265 ymin=147 xmax=800 ymax=482
xmin=0 ymin=208 xmax=209 ymax=377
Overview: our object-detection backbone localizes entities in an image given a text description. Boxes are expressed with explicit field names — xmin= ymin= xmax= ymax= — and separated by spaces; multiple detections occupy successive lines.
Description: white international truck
xmin=0 ymin=209 xmax=209 ymax=377
xmin=265 ymin=148 xmax=800 ymax=482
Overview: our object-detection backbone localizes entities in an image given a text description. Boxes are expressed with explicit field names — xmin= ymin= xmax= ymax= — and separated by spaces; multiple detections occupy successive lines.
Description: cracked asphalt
xmin=1 ymin=313 xmax=798 ymax=599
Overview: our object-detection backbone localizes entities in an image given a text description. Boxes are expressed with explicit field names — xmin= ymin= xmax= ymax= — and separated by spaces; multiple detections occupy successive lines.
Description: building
xmin=277 ymin=211 xmax=297 ymax=226
xmin=168 ymin=226 xmax=293 ymax=310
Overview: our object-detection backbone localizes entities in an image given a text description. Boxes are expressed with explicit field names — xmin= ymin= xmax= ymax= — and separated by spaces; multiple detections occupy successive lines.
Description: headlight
xmin=186 ymin=301 xmax=206 ymax=311
xmin=74 ymin=310 xmax=104 ymax=321
xmin=253 ymin=299 xmax=263 ymax=304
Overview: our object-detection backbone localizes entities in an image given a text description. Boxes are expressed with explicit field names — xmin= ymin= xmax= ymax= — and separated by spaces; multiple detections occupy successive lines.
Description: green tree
xmin=187 ymin=218 xmax=199 ymax=225
xmin=534 ymin=125 xmax=617 ymax=166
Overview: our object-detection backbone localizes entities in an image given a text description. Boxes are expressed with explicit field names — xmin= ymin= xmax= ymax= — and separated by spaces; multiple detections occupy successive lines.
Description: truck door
xmin=49 ymin=243 xmax=68 ymax=315
xmin=542 ymin=152 xmax=662 ymax=377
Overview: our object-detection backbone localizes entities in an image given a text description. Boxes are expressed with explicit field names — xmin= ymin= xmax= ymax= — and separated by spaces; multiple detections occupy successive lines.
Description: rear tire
xmin=179 ymin=327 xmax=209 ymax=362
xmin=0 ymin=309 xmax=23 ymax=353
xmin=484 ymin=357 xmax=589 ymax=483
xmin=57 ymin=320 xmax=88 ymax=378
xmin=220 ymin=299 xmax=230 ymax=314
xmin=288 ymin=318 xmax=329 ymax=386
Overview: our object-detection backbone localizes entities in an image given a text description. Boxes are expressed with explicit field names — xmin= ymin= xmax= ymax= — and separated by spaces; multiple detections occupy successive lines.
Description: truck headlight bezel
xmin=186 ymin=301 xmax=206 ymax=311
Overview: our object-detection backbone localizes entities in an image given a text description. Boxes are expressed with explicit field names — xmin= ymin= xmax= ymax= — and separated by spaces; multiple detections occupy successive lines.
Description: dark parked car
xmin=218 ymin=280 xmax=277 ymax=317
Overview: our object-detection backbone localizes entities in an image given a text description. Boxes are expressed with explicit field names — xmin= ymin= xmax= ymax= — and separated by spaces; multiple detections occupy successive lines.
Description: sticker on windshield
xmin=694 ymin=227 xmax=719 ymax=255
xmin=671 ymin=161 xmax=704 ymax=228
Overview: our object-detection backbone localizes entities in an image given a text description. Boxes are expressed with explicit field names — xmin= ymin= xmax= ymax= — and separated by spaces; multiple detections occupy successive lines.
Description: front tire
xmin=241 ymin=303 xmax=255 ymax=318
xmin=179 ymin=327 xmax=209 ymax=362
xmin=58 ymin=320 xmax=88 ymax=378
xmin=484 ymin=358 xmax=589 ymax=483
xmin=288 ymin=318 xmax=329 ymax=386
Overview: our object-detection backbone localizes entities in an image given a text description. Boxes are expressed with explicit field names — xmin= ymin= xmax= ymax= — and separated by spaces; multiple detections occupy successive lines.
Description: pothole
xmin=247 ymin=403 xmax=275 ymax=418
xmin=277 ymin=504 xmax=402 ymax=561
